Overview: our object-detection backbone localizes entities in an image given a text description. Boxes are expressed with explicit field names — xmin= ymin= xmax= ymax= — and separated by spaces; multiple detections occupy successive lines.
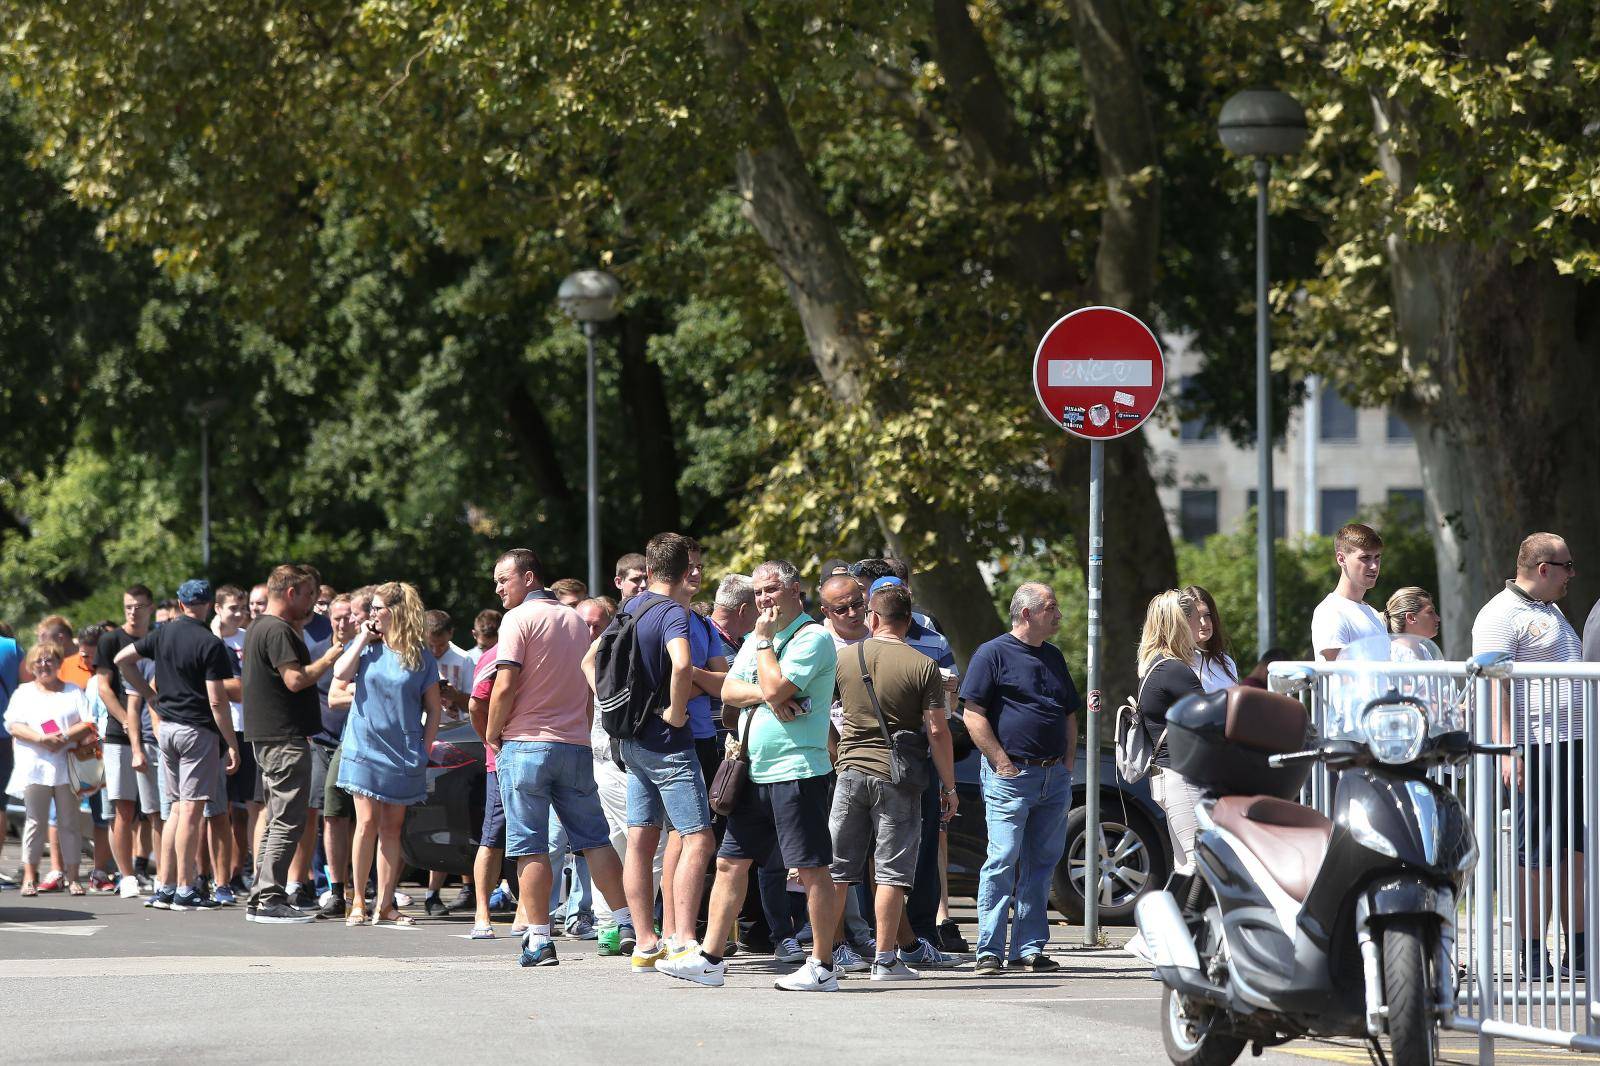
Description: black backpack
xmin=594 ymin=595 xmax=678 ymax=740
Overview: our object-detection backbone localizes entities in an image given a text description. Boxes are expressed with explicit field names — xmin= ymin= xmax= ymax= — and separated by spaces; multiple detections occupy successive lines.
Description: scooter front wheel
xmin=1381 ymin=917 xmax=1439 ymax=1066
xmin=1161 ymin=985 xmax=1245 ymax=1066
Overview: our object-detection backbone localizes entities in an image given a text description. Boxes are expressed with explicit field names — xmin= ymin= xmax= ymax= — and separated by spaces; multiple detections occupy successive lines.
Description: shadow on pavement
xmin=0 ymin=905 xmax=100 ymax=924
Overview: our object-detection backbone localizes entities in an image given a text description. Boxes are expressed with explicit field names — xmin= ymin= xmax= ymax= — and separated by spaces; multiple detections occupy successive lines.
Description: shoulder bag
xmin=856 ymin=641 xmax=930 ymax=789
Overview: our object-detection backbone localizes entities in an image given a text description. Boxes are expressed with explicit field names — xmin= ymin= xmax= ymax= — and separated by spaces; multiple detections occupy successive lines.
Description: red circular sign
xmin=1032 ymin=306 xmax=1165 ymax=440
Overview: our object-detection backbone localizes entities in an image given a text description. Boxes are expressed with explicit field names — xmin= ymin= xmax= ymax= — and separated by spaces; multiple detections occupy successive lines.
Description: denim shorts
xmin=828 ymin=767 xmax=923 ymax=888
xmin=618 ymin=739 xmax=711 ymax=836
xmin=497 ymin=741 xmax=612 ymax=858
xmin=477 ymin=769 xmax=507 ymax=849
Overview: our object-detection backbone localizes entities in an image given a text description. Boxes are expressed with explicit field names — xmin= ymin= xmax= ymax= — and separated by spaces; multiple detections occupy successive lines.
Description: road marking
xmin=988 ymin=996 xmax=1161 ymax=1003
xmin=0 ymin=923 xmax=106 ymax=937
xmin=0 ymin=954 xmax=507 ymax=978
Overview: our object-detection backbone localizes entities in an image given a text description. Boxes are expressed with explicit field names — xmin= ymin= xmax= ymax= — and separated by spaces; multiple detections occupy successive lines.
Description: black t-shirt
xmin=1139 ymin=658 xmax=1204 ymax=768
xmin=241 ymin=614 xmax=321 ymax=741
xmin=97 ymin=628 xmax=159 ymax=744
xmin=133 ymin=615 xmax=233 ymax=733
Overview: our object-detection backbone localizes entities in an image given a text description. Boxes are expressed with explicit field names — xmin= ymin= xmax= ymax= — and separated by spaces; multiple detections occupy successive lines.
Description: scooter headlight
xmin=1364 ymin=703 xmax=1427 ymax=764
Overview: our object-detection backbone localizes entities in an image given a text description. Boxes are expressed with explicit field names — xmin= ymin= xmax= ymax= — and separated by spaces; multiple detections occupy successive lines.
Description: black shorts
xmin=308 ymin=742 xmax=335 ymax=811
xmin=1514 ymin=740 xmax=1584 ymax=868
xmin=323 ymin=743 xmax=356 ymax=820
xmin=227 ymin=740 xmax=259 ymax=807
xmin=477 ymin=769 xmax=507 ymax=849
xmin=718 ymin=773 xmax=833 ymax=871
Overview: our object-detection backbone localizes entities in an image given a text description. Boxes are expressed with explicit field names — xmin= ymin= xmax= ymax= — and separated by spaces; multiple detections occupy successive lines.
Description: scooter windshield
xmin=1323 ymin=634 xmax=1466 ymax=741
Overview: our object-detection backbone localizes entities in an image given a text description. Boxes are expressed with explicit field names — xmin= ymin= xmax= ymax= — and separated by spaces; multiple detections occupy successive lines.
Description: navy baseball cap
xmin=176 ymin=579 xmax=214 ymax=605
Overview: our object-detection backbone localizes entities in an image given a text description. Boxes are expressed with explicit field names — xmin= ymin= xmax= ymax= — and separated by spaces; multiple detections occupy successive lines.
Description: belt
xmin=1010 ymin=755 xmax=1065 ymax=768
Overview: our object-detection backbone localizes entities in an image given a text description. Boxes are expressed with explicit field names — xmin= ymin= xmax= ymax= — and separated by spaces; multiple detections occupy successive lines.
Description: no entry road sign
xmin=1031 ymin=305 xmax=1165 ymax=440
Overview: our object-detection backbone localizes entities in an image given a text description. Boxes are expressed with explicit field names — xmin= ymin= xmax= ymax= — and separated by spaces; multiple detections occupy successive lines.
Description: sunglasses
xmin=824 ymin=598 xmax=867 ymax=615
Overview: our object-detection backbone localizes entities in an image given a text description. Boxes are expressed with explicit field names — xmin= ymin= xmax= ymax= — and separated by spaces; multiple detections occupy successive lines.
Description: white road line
xmin=0 ymin=954 xmax=506 ymax=978
xmin=0 ymin=923 xmax=106 ymax=937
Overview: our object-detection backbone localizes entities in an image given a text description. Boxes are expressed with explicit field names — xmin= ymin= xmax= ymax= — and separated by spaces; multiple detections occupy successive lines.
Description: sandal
xmin=346 ymin=908 xmax=369 ymax=927
xmin=67 ymin=881 xmax=86 ymax=897
xmin=373 ymin=909 xmax=415 ymax=927
xmin=19 ymin=882 xmax=37 ymax=897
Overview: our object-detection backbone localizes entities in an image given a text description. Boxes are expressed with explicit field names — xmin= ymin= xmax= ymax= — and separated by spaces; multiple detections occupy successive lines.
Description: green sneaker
xmin=597 ymin=925 xmax=623 ymax=956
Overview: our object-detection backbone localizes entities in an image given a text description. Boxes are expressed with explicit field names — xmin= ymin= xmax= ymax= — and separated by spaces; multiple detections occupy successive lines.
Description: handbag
xmin=857 ymin=642 xmax=930 ymax=789
xmin=708 ymin=700 xmax=757 ymax=816
xmin=1114 ymin=662 xmax=1167 ymax=784
xmin=68 ymin=727 xmax=106 ymax=797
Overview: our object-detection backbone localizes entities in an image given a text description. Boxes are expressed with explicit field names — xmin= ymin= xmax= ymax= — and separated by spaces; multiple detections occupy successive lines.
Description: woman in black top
xmin=1136 ymin=590 xmax=1204 ymax=875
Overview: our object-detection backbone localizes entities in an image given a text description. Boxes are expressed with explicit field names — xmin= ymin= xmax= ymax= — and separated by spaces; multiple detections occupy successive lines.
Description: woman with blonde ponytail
xmin=332 ymin=581 xmax=443 ymax=926
xmin=1383 ymin=586 xmax=1440 ymax=640
xmin=1137 ymin=590 xmax=1206 ymax=876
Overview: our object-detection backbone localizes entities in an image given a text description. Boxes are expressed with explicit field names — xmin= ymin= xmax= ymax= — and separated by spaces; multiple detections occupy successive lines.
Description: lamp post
xmin=1219 ymin=88 xmax=1306 ymax=657
xmin=187 ymin=397 xmax=228 ymax=569
xmin=557 ymin=269 xmax=622 ymax=594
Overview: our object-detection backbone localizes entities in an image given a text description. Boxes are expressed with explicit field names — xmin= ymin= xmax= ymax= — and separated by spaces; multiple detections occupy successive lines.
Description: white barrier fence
xmin=1269 ymin=654 xmax=1600 ymax=1063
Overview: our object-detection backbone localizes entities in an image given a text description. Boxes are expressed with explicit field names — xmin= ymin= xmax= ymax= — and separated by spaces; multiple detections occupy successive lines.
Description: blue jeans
xmin=976 ymin=761 xmax=1073 ymax=961
xmin=547 ymin=808 xmax=594 ymax=918
xmin=498 ymin=741 xmax=612 ymax=858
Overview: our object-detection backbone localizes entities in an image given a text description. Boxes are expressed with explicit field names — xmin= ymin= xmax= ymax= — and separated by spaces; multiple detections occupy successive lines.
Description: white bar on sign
xmin=1048 ymin=359 xmax=1153 ymax=388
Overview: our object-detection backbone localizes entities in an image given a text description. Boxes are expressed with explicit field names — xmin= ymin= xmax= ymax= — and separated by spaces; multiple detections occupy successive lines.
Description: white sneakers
xmin=118 ymin=875 xmax=143 ymax=899
xmin=870 ymin=958 xmax=922 ymax=982
xmin=655 ymin=943 xmax=727 ymax=987
xmin=775 ymin=957 xmax=840 ymax=992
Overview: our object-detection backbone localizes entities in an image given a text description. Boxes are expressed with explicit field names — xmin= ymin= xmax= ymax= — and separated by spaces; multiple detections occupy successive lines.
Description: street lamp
xmin=186 ymin=397 xmax=228 ymax=569
xmin=1219 ymin=88 xmax=1306 ymax=657
xmin=557 ymin=269 xmax=622 ymax=595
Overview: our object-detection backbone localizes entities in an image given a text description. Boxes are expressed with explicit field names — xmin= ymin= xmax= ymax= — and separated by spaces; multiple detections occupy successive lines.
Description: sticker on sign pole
xmin=1032 ymin=306 xmax=1165 ymax=441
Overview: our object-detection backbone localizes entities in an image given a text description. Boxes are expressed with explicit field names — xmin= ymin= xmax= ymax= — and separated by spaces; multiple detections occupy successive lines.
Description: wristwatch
xmin=755 ymin=639 xmax=774 ymax=651
xmin=939 ymin=786 xmax=956 ymax=797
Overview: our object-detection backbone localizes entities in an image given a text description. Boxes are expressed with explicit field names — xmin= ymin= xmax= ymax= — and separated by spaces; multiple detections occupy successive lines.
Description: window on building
xmin=1319 ymin=489 xmax=1360 ymax=537
xmin=1319 ymin=388 xmax=1359 ymax=440
xmin=1388 ymin=488 xmax=1426 ymax=519
xmin=1245 ymin=489 xmax=1288 ymax=539
xmin=1179 ymin=489 xmax=1219 ymax=543
xmin=1179 ymin=377 xmax=1217 ymax=442
xmin=1386 ymin=409 xmax=1413 ymax=441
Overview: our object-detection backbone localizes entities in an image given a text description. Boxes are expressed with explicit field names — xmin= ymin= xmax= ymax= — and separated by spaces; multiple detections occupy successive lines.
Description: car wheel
xmin=1053 ymin=800 xmax=1168 ymax=924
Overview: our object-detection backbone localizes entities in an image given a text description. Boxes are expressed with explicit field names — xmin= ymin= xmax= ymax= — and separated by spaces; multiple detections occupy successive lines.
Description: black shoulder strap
xmin=734 ymin=620 xmax=820 ymax=751
xmin=857 ymin=641 xmax=894 ymax=746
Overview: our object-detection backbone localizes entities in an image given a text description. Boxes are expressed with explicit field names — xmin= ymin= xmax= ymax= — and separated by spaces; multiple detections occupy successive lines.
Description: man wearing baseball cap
xmin=115 ymin=579 xmax=240 ymax=910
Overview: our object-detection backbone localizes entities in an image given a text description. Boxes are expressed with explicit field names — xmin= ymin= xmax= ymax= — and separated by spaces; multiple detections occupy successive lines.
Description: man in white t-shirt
xmin=1310 ymin=523 xmax=1387 ymax=660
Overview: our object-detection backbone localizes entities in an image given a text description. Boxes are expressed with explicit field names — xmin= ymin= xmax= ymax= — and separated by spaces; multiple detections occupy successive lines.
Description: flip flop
xmin=373 ymin=910 xmax=416 ymax=927
xmin=19 ymin=882 xmax=37 ymax=897
xmin=67 ymin=881 xmax=86 ymax=897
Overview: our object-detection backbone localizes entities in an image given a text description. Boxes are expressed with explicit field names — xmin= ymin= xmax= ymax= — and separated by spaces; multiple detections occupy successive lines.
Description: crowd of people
xmin=2 ymin=521 xmax=1595 ymax=987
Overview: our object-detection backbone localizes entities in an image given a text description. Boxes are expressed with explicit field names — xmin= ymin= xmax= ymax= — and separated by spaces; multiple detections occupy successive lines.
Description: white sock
xmin=532 ymin=923 xmax=551 ymax=939
xmin=287 ymin=881 xmax=303 ymax=894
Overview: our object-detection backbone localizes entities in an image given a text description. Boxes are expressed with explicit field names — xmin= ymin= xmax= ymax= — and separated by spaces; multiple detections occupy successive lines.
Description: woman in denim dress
xmin=334 ymin=582 xmax=442 ymax=926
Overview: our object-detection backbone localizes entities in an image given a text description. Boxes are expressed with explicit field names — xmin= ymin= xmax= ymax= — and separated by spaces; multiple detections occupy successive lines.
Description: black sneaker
xmin=253 ymin=901 xmax=316 ymax=925
xmin=938 ymin=918 xmax=970 ymax=953
xmin=447 ymin=887 xmax=476 ymax=914
xmin=244 ymin=902 xmax=258 ymax=923
xmin=287 ymin=886 xmax=318 ymax=912
xmin=145 ymin=888 xmax=175 ymax=910
xmin=170 ymin=892 xmax=221 ymax=912
xmin=318 ymin=894 xmax=348 ymax=920
xmin=1019 ymin=953 xmax=1060 ymax=972
xmin=975 ymin=955 xmax=1004 ymax=976
xmin=1562 ymin=943 xmax=1587 ymax=980
xmin=227 ymin=874 xmax=250 ymax=895
xmin=519 ymin=938 xmax=559 ymax=967
xmin=425 ymin=893 xmax=448 ymax=917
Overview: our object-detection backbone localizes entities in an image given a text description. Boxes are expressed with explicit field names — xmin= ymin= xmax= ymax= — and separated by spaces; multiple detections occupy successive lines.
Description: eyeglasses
xmin=31 ymin=658 xmax=60 ymax=670
xmin=824 ymin=598 xmax=867 ymax=616
xmin=1542 ymin=559 xmax=1577 ymax=571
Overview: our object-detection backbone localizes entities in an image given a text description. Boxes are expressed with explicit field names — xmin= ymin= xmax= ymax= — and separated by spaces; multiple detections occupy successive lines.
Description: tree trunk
xmin=707 ymin=11 xmax=1004 ymax=665
xmin=615 ymin=302 xmax=683 ymax=538
xmin=1373 ymin=94 xmax=1600 ymax=651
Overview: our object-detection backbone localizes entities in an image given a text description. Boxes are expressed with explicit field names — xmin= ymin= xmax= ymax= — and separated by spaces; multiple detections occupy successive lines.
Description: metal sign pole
xmin=1084 ymin=438 xmax=1104 ymax=945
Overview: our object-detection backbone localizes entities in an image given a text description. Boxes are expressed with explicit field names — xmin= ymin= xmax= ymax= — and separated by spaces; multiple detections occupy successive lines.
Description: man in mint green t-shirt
xmin=655 ymin=559 xmax=841 ymax=993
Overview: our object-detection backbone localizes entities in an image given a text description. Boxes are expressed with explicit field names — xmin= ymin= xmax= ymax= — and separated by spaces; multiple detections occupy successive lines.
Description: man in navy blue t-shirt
xmin=959 ymin=581 xmax=1080 ymax=975
xmin=603 ymin=532 xmax=716 ymax=969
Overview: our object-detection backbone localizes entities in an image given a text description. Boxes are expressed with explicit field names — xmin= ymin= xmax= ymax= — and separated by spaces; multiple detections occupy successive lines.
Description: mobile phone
xmin=792 ymin=696 xmax=812 ymax=716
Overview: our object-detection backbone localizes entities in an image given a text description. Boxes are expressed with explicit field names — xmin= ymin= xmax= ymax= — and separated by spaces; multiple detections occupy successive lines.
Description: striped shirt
xmin=1471 ymin=581 xmax=1584 ymax=742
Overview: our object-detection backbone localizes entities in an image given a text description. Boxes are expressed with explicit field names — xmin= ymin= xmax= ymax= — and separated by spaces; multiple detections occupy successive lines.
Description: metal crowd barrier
xmin=1268 ymin=654 xmax=1600 ymax=1064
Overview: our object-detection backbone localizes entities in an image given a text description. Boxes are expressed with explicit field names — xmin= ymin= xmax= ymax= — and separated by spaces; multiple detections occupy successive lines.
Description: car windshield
xmin=1323 ymin=634 xmax=1467 ymax=741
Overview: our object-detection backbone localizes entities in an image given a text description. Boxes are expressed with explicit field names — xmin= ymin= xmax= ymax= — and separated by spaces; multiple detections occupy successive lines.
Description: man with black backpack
xmin=582 ymin=532 xmax=718 ymax=974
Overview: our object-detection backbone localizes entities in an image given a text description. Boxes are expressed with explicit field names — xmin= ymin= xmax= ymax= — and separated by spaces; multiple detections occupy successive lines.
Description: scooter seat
xmin=1211 ymin=795 xmax=1332 ymax=903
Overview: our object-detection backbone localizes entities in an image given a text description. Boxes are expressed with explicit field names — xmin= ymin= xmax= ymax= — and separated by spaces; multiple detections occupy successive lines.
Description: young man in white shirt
xmin=1310 ymin=523 xmax=1387 ymax=660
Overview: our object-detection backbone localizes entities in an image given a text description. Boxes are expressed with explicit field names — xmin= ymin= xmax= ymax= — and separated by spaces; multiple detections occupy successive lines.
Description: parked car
xmin=944 ymin=745 xmax=1171 ymax=925
xmin=404 ymin=723 xmax=1174 ymax=926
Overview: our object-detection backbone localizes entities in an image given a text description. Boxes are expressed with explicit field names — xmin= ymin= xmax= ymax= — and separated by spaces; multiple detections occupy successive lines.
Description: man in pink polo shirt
xmin=484 ymin=547 xmax=628 ymax=968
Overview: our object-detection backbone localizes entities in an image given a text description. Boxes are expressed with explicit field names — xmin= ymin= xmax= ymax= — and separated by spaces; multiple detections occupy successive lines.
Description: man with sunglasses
xmin=1473 ymin=532 xmax=1584 ymax=979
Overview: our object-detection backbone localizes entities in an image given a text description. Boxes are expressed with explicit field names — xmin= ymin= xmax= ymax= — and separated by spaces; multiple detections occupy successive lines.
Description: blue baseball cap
xmin=868 ymin=576 xmax=905 ymax=596
xmin=176 ymin=579 xmax=214 ymax=605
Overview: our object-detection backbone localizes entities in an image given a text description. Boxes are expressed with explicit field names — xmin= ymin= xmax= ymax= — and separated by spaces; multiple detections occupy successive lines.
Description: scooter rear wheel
xmin=1161 ymin=986 xmax=1245 ymax=1066
xmin=1381 ymin=917 xmax=1438 ymax=1066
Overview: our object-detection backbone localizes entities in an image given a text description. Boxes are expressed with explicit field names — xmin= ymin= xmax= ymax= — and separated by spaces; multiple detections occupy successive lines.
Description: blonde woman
xmin=1137 ymin=590 xmax=1205 ymax=876
xmin=1384 ymin=586 xmax=1440 ymax=640
xmin=1182 ymin=585 xmax=1238 ymax=693
xmin=4 ymin=644 xmax=95 ymax=896
xmin=333 ymin=582 xmax=442 ymax=926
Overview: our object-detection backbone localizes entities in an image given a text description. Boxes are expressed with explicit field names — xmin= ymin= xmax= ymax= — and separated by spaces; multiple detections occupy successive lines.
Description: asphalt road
xmin=0 ymin=873 xmax=1588 ymax=1065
